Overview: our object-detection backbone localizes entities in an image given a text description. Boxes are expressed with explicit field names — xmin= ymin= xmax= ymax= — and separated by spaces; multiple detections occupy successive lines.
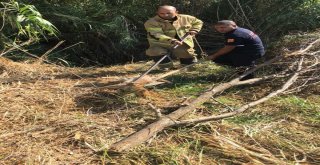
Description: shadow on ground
xmin=74 ymin=90 xmax=131 ymax=114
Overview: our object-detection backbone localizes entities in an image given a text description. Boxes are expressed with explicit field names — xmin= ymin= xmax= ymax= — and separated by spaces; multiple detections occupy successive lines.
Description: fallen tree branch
xmin=175 ymin=58 xmax=303 ymax=125
xmin=147 ymin=56 xmax=283 ymax=87
xmin=101 ymin=39 xmax=316 ymax=153
xmin=235 ymin=72 xmax=291 ymax=86
xmin=104 ymin=57 xmax=280 ymax=153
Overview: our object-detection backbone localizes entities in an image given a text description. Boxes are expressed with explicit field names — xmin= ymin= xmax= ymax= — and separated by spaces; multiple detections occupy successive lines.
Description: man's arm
xmin=189 ymin=16 xmax=203 ymax=32
xmin=206 ymin=45 xmax=236 ymax=60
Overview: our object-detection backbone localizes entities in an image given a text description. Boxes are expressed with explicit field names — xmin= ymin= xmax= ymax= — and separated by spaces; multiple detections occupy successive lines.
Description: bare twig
xmin=148 ymin=103 xmax=162 ymax=118
xmin=206 ymin=132 xmax=288 ymax=164
xmin=0 ymin=39 xmax=34 ymax=57
xmin=37 ymin=40 xmax=65 ymax=62
xmin=152 ymin=60 xmax=206 ymax=82
xmin=0 ymin=7 xmax=6 ymax=31
xmin=305 ymin=50 xmax=320 ymax=56
xmin=10 ymin=44 xmax=56 ymax=65
xmin=235 ymin=0 xmax=255 ymax=30
xmin=49 ymin=42 xmax=84 ymax=56
xmin=84 ymin=142 xmax=99 ymax=153
xmin=287 ymin=39 xmax=320 ymax=56
xmin=211 ymin=97 xmax=234 ymax=112
xmin=235 ymin=72 xmax=291 ymax=86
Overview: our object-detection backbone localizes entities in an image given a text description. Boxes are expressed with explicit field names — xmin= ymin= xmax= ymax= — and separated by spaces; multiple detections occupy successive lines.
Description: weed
xmin=276 ymin=95 xmax=320 ymax=123
xmin=227 ymin=111 xmax=272 ymax=125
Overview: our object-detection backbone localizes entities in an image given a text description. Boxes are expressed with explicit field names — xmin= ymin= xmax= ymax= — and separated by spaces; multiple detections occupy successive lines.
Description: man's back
xmin=224 ymin=27 xmax=265 ymax=56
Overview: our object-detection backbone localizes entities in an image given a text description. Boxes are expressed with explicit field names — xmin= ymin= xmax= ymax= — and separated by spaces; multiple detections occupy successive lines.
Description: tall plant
xmin=0 ymin=0 xmax=59 ymax=55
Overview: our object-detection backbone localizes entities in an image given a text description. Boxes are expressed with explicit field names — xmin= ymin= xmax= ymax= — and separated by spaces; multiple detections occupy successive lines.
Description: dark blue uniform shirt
xmin=225 ymin=27 xmax=265 ymax=57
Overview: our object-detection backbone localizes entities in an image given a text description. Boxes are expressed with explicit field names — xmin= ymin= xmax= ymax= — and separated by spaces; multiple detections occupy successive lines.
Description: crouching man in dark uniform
xmin=207 ymin=20 xmax=265 ymax=80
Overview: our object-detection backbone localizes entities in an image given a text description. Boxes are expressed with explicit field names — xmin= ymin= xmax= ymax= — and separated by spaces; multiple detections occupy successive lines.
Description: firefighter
xmin=207 ymin=20 xmax=265 ymax=80
xmin=144 ymin=5 xmax=203 ymax=69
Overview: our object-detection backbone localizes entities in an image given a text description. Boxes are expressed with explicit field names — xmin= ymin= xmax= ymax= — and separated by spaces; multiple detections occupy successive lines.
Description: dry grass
xmin=1 ymin=31 xmax=320 ymax=164
xmin=0 ymin=58 xmax=181 ymax=164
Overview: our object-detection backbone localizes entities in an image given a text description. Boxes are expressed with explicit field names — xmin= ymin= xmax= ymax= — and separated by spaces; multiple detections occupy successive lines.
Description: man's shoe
xmin=192 ymin=57 xmax=198 ymax=63
xmin=180 ymin=57 xmax=197 ymax=65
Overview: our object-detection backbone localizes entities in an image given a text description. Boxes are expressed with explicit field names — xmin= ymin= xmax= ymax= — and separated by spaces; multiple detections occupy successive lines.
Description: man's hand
xmin=171 ymin=39 xmax=183 ymax=46
xmin=205 ymin=46 xmax=235 ymax=61
xmin=188 ymin=30 xmax=198 ymax=36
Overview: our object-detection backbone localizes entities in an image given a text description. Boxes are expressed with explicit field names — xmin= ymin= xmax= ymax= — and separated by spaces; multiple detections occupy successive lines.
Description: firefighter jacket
xmin=144 ymin=14 xmax=203 ymax=48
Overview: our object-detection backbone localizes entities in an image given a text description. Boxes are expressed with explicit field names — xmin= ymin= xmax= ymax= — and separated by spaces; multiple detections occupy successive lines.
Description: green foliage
xmin=281 ymin=96 xmax=318 ymax=110
xmin=103 ymin=16 xmax=137 ymax=48
xmin=0 ymin=0 xmax=58 ymax=42
xmin=278 ymin=96 xmax=320 ymax=124
xmin=199 ymin=0 xmax=320 ymax=41
xmin=253 ymin=0 xmax=320 ymax=38
xmin=16 ymin=3 xmax=58 ymax=39
xmin=2 ymin=0 xmax=320 ymax=65
xmin=0 ymin=0 xmax=59 ymax=61
xmin=28 ymin=0 xmax=160 ymax=66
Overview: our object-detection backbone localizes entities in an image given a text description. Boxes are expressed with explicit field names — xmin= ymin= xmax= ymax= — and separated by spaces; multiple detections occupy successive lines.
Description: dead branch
xmin=153 ymin=62 xmax=199 ymax=81
xmin=282 ymin=57 xmax=319 ymax=94
xmin=104 ymin=57 xmax=280 ymax=153
xmin=0 ymin=39 xmax=34 ymax=57
xmin=148 ymin=103 xmax=162 ymax=118
xmin=235 ymin=72 xmax=291 ymax=86
xmin=49 ymin=41 xmax=84 ymax=56
xmin=175 ymin=58 xmax=303 ymax=125
xmin=102 ymin=39 xmax=317 ymax=153
xmin=307 ymin=50 xmax=320 ymax=55
xmin=287 ymin=38 xmax=320 ymax=56
xmin=208 ymin=132 xmax=288 ymax=164
xmin=10 ymin=45 xmax=57 ymax=65
xmin=100 ymin=61 xmax=201 ymax=89
xmin=37 ymin=40 xmax=65 ymax=63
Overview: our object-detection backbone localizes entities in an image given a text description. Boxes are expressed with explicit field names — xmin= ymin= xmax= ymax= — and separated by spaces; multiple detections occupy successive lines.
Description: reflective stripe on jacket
xmin=144 ymin=14 xmax=203 ymax=48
